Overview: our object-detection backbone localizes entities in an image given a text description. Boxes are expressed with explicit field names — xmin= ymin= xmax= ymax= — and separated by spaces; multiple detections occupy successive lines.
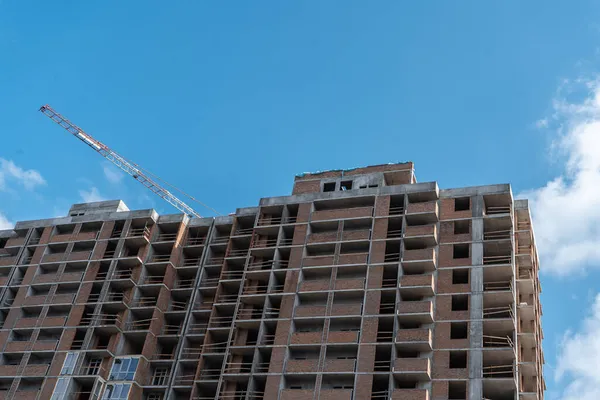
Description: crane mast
xmin=39 ymin=105 xmax=203 ymax=219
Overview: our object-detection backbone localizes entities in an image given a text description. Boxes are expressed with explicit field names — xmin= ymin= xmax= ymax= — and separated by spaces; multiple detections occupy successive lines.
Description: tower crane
xmin=39 ymin=105 xmax=209 ymax=219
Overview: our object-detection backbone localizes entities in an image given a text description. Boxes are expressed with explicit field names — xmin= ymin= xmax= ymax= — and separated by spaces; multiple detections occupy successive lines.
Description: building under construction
xmin=0 ymin=162 xmax=544 ymax=400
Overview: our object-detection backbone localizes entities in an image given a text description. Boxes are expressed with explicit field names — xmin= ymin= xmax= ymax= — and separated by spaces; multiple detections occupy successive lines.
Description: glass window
xmin=102 ymin=384 xmax=131 ymax=400
xmin=60 ymin=352 xmax=79 ymax=375
xmin=50 ymin=377 xmax=70 ymax=400
xmin=109 ymin=357 xmax=139 ymax=381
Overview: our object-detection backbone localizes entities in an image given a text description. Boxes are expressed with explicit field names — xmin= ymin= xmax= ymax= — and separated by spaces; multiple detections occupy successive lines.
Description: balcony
xmin=334 ymin=278 xmax=365 ymax=290
xmin=320 ymin=389 xmax=353 ymax=400
xmin=300 ymin=279 xmax=330 ymax=292
xmin=291 ymin=331 xmax=323 ymax=345
xmin=397 ymin=300 xmax=434 ymax=323
xmin=327 ymin=330 xmax=359 ymax=344
xmin=0 ymin=365 xmax=19 ymax=375
xmin=393 ymin=357 xmax=431 ymax=380
xmin=391 ymin=389 xmax=429 ymax=400
xmin=303 ymin=255 xmax=335 ymax=267
xmin=281 ymin=390 xmax=314 ymax=400
xmin=399 ymin=274 xmax=435 ymax=297
xmin=308 ymin=231 xmax=338 ymax=244
xmin=0 ymin=253 xmax=16 ymax=267
xmin=23 ymin=364 xmax=49 ymax=376
xmin=402 ymin=249 xmax=436 ymax=271
xmin=337 ymin=252 xmax=369 ymax=265
xmin=285 ymin=359 xmax=318 ymax=373
xmin=405 ymin=201 xmax=438 ymax=220
xmin=323 ymin=359 xmax=356 ymax=373
xmin=295 ymin=305 xmax=326 ymax=318
xmin=404 ymin=224 xmax=438 ymax=246
xmin=395 ymin=328 xmax=433 ymax=351
xmin=311 ymin=206 xmax=373 ymax=222
xmin=330 ymin=303 xmax=362 ymax=316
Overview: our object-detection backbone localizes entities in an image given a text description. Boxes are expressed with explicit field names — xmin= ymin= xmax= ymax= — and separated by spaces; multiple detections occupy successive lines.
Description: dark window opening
xmin=454 ymin=220 xmax=470 ymax=235
xmin=451 ymin=295 xmax=469 ymax=311
xmin=454 ymin=197 xmax=470 ymax=212
xmin=452 ymin=269 xmax=469 ymax=284
xmin=323 ymin=182 xmax=336 ymax=192
xmin=448 ymin=381 xmax=467 ymax=399
xmin=449 ymin=351 xmax=467 ymax=368
xmin=340 ymin=181 xmax=353 ymax=191
xmin=453 ymin=244 xmax=469 ymax=259
xmin=450 ymin=322 xmax=468 ymax=339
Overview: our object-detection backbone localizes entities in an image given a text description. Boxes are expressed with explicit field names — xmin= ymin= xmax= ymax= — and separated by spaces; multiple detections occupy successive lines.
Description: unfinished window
xmin=340 ymin=180 xmax=353 ymax=191
xmin=452 ymin=269 xmax=469 ymax=284
xmin=450 ymin=322 xmax=468 ymax=339
xmin=449 ymin=351 xmax=467 ymax=368
xmin=454 ymin=197 xmax=470 ymax=212
xmin=448 ymin=381 xmax=467 ymax=399
xmin=152 ymin=367 xmax=170 ymax=386
xmin=323 ymin=182 xmax=336 ymax=192
xmin=454 ymin=220 xmax=469 ymax=235
xmin=451 ymin=295 xmax=469 ymax=311
xmin=453 ymin=244 xmax=469 ymax=259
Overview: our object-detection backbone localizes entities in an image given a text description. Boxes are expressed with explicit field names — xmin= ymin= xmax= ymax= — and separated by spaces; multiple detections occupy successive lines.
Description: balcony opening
xmin=450 ymin=322 xmax=468 ymax=339
xmin=389 ymin=195 xmax=405 ymax=215
xmin=373 ymin=348 xmax=391 ymax=372
xmin=284 ymin=376 xmax=316 ymax=390
xmin=454 ymin=220 xmax=470 ymax=235
xmin=80 ymin=221 xmax=103 ymax=233
xmin=111 ymin=220 xmax=125 ymax=238
xmin=395 ymin=379 xmax=418 ymax=389
xmin=452 ymin=269 xmax=469 ymax=284
xmin=386 ymin=219 xmax=403 ymax=239
xmin=371 ymin=376 xmax=390 ymax=398
xmin=453 ymin=244 xmax=469 ymax=259
xmin=454 ymin=198 xmax=470 ymax=212
xmin=322 ymin=375 xmax=354 ymax=390
xmin=384 ymin=241 xmax=401 ymax=263
xmin=340 ymin=180 xmax=353 ymax=191
xmin=323 ymin=182 xmax=336 ymax=192
xmin=55 ymin=224 xmax=75 ymax=235
xmin=452 ymin=295 xmax=469 ymax=311
xmin=17 ymin=378 xmax=42 ymax=393
xmin=376 ymin=319 xmax=394 ymax=343
xmin=448 ymin=381 xmax=467 ymax=399
xmin=449 ymin=351 xmax=467 ymax=368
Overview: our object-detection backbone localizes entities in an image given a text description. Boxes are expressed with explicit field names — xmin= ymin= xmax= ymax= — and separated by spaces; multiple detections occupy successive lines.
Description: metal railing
xmin=483 ymin=335 xmax=514 ymax=348
xmin=486 ymin=206 xmax=511 ymax=215
xmin=247 ymin=260 xmax=289 ymax=271
xmin=123 ymin=318 xmax=154 ymax=331
xmin=127 ymin=226 xmax=151 ymax=239
xmin=156 ymin=233 xmax=177 ymax=242
xmin=227 ymin=249 xmax=249 ymax=258
xmin=251 ymin=238 xmax=278 ymax=248
xmin=233 ymin=228 xmax=253 ymax=236
xmin=483 ymin=255 xmax=512 ymax=265
xmin=185 ymin=237 xmax=205 ymax=246
xmin=483 ymin=230 xmax=512 ymax=240
xmin=483 ymin=306 xmax=514 ymax=320
xmin=483 ymin=281 xmax=512 ymax=292
xmin=389 ymin=206 xmax=404 ymax=215
xmin=386 ymin=229 xmax=403 ymax=238
xmin=257 ymin=216 xmax=297 ymax=226
xmin=174 ymin=279 xmax=195 ymax=289
xmin=80 ymin=314 xmax=122 ymax=327
xmin=149 ymin=254 xmax=171 ymax=263
xmin=482 ymin=364 xmax=514 ymax=377
xmin=181 ymin=257 xmax=202 ymax=267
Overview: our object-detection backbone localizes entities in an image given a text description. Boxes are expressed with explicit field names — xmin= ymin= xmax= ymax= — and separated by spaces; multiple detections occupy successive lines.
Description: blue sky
xmin=2 ymin=1 xmax=600 ymax=398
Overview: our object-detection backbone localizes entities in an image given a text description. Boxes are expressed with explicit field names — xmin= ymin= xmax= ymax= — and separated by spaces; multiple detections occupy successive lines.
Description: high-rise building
xmin=0 ymin=162 xmax=544 ymax=400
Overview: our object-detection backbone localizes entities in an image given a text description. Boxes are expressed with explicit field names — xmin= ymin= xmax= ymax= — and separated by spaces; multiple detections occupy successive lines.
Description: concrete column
xmin=469 ymin=196 xmax=484 ymax=400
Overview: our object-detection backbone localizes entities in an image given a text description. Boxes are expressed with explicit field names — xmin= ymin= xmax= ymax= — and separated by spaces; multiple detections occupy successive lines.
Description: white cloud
xmin=555 ymin=293 xmax=600 ymax=400
xmin=0 ymin=212 xmax=11 ymax=230
xmin=0 ymin=158 xmax=46 ymax=191
xmin=536 ymin=118 xmax=549 ymax=128
xmin=103 ymin=163 xmax=123 ymax=184
xmin=519 ymin=78 xmax=600 ymax=275
xmin=79 ymin=187 xmax=105 ymax=203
